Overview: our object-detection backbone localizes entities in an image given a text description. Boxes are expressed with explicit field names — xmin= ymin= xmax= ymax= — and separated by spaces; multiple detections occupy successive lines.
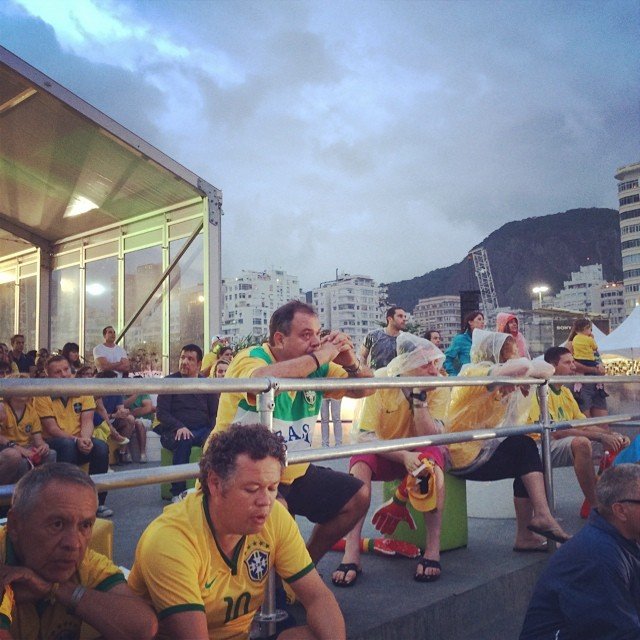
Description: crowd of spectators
xmin=0 ymin=305 xmax=638 ymax=639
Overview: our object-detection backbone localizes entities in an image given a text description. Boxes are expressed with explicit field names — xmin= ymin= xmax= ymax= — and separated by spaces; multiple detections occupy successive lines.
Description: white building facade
xmin=412 ymin=295 xmax=461 ymax=348
xmin=616 ymin=161 xmax=640 ymax=314
xmin=311 ymin=274 xmax=386 ymax=347
xmin=222 ymin=269 xmax=304 ymax=341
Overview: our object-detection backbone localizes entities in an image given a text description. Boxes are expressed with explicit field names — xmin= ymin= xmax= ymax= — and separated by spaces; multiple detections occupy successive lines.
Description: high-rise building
xmin=412 ymin=295 xmax=461 ymax=348
xmin=222 ymin=269 xmax=304 ymax=341
xmin=616 ymin=161 xmax=640 ymax=314
xmin=311 ymin=274 xmax=386 ymax=347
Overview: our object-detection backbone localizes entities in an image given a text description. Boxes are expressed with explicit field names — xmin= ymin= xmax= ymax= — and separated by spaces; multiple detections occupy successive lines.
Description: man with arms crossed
xmin=520 ymin=463 xmax=640 ymax=639
xmin=361 ymin=306 xmax=407 ymax=370
xmin=93 ymin=326 xmax=130 ymax=377
xmin=0 ymin=463 xmax=157 ymax=640
xmin=529 ymin=347 xmax=629 ymax=519
xmin=208 ymin=300 xmax=372 ymax=566
xmin=129 ymin=424 xmax=345 ymax=640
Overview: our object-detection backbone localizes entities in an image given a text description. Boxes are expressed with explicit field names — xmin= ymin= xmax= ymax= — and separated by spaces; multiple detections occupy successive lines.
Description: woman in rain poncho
xmin=334 ymin=334 xmax=449 ymax=585
xmin=496 ymin=312 xmax=530 ymax=359
xmin=446 ymin=329 xmax=571 ymax=550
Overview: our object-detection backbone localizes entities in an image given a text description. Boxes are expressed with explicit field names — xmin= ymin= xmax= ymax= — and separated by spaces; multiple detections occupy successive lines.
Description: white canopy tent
xmin=598 ymin=306 xmax=640 ymax=359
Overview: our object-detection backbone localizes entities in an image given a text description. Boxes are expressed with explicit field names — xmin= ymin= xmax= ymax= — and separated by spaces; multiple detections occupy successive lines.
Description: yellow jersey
xmin=572 ymin=334 xmax=598 ymax=361
xmin=210 ymin=344 xmax=347 ymax=483
xmin=129 ymin=492 xmax=313 ymax=640
xmin=0 ymin=401 xmax=41 ymax=447
xmin=0 ymin=527 xmax=125 ymax=640
xmin=33 ymin=396 xmax=95 ymax=438
xmin=528 ymin=385 xmax=586 ymax=430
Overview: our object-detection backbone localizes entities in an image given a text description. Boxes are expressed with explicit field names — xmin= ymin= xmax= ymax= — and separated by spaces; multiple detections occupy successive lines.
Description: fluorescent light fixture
xmin=0 ymin=271 xmax=15 ymax=285
xmin=86 ymin=283 xmax=106 ymax=296
xmin=59 ymin=277 xmax=75 ymax=293
xmin=64 ymin=195 xmax=99 ymax=218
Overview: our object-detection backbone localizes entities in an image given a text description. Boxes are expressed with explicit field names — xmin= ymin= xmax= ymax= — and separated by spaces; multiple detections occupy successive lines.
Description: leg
xmin=134 ymin=419 xmax=147 ymax=460
xmin=0 ymin=449 xmax=28 ymax=484
xmin=416 ymin=465 xmax=444 ymax=581
xmin=170 ymin=436 xmax=193 ymax=497
xmin=332 ymin=461 xmax=372 ymax=586
xmin=88 ymin=438 xmax=110 ymax=506
xmin=47 ymin=437 xmax=80 ymax=464
xmin=331 ymin=399 xmax=343 ymax=446
xmin=307 ymin=484 xmax=369 ymax=564
xmin=320 ymin=399 xmax=330 ymax=447
xmin=570 ymin=436 xmax=597 ymax=505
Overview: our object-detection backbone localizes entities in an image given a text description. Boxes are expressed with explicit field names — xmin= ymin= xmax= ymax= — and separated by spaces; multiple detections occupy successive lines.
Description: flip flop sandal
xmin=527 ymin=525 xmax=571 ymax=544
xmin=331 ymin=563 xmax=361 ymax=588
xmin=414 ymin=558 xmax=441 ymax=582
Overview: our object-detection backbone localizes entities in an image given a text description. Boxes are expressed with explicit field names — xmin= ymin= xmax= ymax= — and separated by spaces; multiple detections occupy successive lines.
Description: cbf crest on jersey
xmin=303 ymin=390 xmax=316 ymax=406
xmin=245 ymin=549 xmax=269 ymax=582
xmin=73 ymin=402 xmax=83 ymax=413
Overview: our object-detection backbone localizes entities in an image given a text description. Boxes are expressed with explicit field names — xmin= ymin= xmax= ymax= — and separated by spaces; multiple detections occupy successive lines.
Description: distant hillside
xmin=384 ymin=208 xmax=622 ymax=311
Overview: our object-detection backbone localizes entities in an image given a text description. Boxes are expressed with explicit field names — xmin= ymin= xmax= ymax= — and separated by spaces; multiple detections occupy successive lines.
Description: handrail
xmin=0 ymin=413 xmax=635 ymax=502
xmin=2 ymin=374 xmax=640 ymax=397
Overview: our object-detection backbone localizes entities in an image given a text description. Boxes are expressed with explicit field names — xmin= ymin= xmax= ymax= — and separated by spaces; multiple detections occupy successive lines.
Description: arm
xmin=573 ymin=359 xmax=605 ymax=376
xmin=94 ymin=398 xmax=111 ymax=425
xmin=286 ymin=570 xmax=345 ymax=640
xmin=79 ymin=410 xmax=95 ymax=441
xmin=443 ymin=336 xmax=461 ymax=376
xmin=40 ymin=416 xmax=74 ymax=440
xmin=360 ymin=343 xmax=371 ymax=365
xmin=158 ymin=611 xmax=208 ymax=640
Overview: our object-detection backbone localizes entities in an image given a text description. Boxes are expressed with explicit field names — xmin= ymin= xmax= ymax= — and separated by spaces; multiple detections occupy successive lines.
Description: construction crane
xmin=469 ymin=246 xmax=499 ymax=324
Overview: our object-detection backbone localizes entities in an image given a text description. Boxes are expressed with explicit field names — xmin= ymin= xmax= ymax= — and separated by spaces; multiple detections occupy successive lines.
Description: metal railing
xmin=1 ymin=373 xmax=639 ymax=637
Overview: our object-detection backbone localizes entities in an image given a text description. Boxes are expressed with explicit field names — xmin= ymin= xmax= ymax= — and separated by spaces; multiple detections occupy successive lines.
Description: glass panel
xmin=169 ymin=235 xmax=203 ymax=370
xmin=124 ymin=246 xmax=163 ymax=374
xmin=18 ymin=276 xmax=37 ymax=350
xmin=51 ymin=267 xmax=80 ymax=353
xmin=0 ymin=273 xmax=16 ymax=342
xmin=84 ymin=257 xmax=118 ymax=363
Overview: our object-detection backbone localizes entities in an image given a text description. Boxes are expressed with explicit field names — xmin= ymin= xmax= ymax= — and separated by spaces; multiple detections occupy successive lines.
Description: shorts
xmin=572 ymin=383 xmax=608 ymax=412
xmin=539 ymin=437 xmax=603 ymax=467
xmin=137 ymin=417 xmax=153 ymax=431
xmin=349 ymin=446 xmax=445 ymax=481
xmin=278 ymin=464 xmax=363 ymax=524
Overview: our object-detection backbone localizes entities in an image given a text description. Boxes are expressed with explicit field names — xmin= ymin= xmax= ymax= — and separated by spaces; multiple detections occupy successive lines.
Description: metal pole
xmin=254 ymin=387 xmax=287 ymax=639
xmin=538 ymin=382 xmax=555 ymax=510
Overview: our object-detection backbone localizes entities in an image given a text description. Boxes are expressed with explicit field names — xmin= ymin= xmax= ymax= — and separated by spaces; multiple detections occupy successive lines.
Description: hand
xmin=76 ymin=437 xmax=93 ymax=454
xmin=175 ymin=427 xmax=194 ymax=441
xmin=402 ymin=451 xmax=425 ymax=475
xmin=16 ymin=446 xmax=32 ymax=459
xmin=599 ymin=432 xmax=628 ymax=453
xmin=0 ymin=565 xmax=51 ymax=603
xmin=371 ymin=499 xmax=416 ymax=535
xmin=595 ymin=364 xmax=606 ymax=375
xmin=33 ymin=443 xmax=50 ymax=457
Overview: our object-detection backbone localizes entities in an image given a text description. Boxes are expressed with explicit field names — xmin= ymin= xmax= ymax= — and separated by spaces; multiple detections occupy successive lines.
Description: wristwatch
xmin=409 ymin=390 xmax=427 ymax=402
xmin=6 ymin=441 xmax=16 ymax=448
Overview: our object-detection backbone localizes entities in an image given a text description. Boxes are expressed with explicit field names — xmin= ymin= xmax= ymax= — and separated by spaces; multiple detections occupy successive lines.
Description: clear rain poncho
xmin=446 ymin=328 xmax=535 ymax=470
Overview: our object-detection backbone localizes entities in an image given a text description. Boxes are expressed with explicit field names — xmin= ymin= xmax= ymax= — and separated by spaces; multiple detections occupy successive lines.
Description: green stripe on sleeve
xmin=158 ymin=603 xmax=206 ymax=620
xmin=283 ymin=562 xmax=315 ymax=584
xmin=95 ymin=572 xmax=126 ymax=592
xmin=0 ymin=613 xmax=10 ymax=629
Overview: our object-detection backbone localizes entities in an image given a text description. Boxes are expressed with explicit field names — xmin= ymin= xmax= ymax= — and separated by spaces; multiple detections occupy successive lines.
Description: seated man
xmin=206 ymin=301 xmax=372 ymax=566
xmin=129 ymin=424 xmax=345 ymax=640
xmin=0 ymin=374 xmax=56 ymax=483
xmin=34 ymin=356 xmax=112 ymax=518
xmin=334 ymin=334 xmax=448 ymax=586
xmin=155 ymin=344 xmax=218 ymax=501
xmin=529 ymin=346 xmax=629 ymax=518
xmin=520 ymin=463 xmax=640 ymax=639
xmin=0 ymin=463 xmax=157 ymax=640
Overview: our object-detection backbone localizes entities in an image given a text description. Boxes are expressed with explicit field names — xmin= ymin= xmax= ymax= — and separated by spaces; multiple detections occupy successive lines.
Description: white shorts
xmin=538 ymin=437 xmax=603 ymax=467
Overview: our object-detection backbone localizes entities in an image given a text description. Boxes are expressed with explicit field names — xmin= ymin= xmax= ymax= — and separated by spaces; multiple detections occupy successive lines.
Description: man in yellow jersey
xmin=529 ymin=346 xmax=629 ymax=515
xmin=129 ymin=424 xmax=345 ymax=640
xmin=0 ymin=463 xmax=157 ymax=640
xmin=209 ymin=300 xmax=373 ymax=565
xmin=34 ymin=355 xmax=112 ymax=517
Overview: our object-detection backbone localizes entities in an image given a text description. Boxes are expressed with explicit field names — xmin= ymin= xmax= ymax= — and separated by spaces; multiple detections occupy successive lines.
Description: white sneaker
xmin=97 ymin=505 xmax=113 ymax=518
xmin=139 ymin=453 xmax=148 ymax=463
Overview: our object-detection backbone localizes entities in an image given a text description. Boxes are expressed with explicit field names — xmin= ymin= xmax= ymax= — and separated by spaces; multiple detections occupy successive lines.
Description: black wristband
xmin=309 ymin=353 xmax=321 ymax=371
xmin=410 ymin=391 xmax=427 ymax=402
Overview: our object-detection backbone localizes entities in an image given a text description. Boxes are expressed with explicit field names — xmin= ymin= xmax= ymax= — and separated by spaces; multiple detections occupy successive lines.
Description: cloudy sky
xmin=1 ymin=0 xmax=638 ymax=290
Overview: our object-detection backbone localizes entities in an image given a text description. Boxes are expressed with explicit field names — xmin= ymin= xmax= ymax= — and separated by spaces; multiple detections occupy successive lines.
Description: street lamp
xmin=532 ymin=285 xmax=549 ymax=307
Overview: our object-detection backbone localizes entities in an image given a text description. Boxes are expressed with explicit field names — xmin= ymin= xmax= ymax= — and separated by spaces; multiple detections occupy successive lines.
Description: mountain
xmin=384 ymin=208 xmax=622 ymax=311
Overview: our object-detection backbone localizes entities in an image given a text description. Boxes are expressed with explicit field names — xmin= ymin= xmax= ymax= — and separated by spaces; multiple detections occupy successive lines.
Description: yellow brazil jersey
xmin=33 ymin=395 xmax=95 ymax=438
xmin=358 ymin=386 xmax=449 ymax=441
xmin=572 ymin=334 xmax=597 ymax=361
xmin=445 ymin=364 xmax=507 ymax=469
xmin=129 ymin=492 xmax=313 ymax=640
xmin=209 ymin=344 xmax=347 ymax=483
xmin=0 ymin=527 xmax=125 ymax=640
xmin=528 ymin=385 xmax=586 ymax=438
xmin=0 ymin=401 xmax=42 ymax=447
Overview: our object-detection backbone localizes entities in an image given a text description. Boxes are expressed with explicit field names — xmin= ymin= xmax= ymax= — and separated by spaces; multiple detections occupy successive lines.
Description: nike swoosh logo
xmin=205 ymin=578 xmax=216 ymax=588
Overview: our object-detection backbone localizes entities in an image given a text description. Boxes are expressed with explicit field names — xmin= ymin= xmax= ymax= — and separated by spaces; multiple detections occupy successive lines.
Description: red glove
xmin=371 ymin=497 xmax=416 ymax=535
